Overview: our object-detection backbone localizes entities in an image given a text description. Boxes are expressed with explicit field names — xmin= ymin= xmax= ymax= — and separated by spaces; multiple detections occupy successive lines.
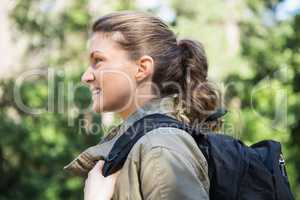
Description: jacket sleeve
xmin=140 ymin=146 xmax=209 ymax=200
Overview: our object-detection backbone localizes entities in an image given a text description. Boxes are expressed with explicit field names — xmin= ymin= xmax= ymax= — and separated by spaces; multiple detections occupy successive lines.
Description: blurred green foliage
xmin=0 ymin=0 xmax=299 ymax=199
xmin=225 ymin=1 xmax=300 ymax=198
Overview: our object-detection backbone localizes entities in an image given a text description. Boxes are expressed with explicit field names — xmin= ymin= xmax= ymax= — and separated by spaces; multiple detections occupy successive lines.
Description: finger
xmin=95 ymin=160 xmax=105 ymax=168
xmin=89 ymin=160 xmax=105 ymax=175
xmin=94 ymin=160 xmax=104 ymax=172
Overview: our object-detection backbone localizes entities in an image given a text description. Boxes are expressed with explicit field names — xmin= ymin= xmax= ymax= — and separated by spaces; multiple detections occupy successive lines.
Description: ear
xmin=135 ymin=55 xmax=154 ymax=82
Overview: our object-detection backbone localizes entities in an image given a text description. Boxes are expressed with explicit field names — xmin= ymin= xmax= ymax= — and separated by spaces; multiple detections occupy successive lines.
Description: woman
xmin=65 ymin=11 xmax=220 ymax=200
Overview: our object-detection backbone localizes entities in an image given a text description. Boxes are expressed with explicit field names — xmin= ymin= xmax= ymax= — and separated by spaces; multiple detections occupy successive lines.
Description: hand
xmin=84 ymin=160 xmax=120 ymax=200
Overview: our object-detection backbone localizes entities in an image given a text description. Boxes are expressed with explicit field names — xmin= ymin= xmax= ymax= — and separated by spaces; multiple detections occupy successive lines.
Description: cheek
xmin=102 ymin=71 xmax=136 ymax=109
xmin=106 ymin=72 xmax=133 ymax=93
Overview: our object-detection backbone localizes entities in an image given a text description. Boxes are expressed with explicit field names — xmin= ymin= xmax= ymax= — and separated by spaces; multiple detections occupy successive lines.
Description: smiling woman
xmin=82 ymin=12 xmax=220 ymax=123
xmin=66 ymin=10 xmax=220 ymax=200
xmin=82 ymin=31 xmax=140 ymax=115
xmin=82 ymin=30 xmax=150 ymax=117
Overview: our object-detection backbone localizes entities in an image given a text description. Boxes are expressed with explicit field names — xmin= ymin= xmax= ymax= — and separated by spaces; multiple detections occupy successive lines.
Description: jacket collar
xmin=116 ymin=94 xmax=177 ymax=136
xmin=64 ymin=94 xmax=178 ymax=176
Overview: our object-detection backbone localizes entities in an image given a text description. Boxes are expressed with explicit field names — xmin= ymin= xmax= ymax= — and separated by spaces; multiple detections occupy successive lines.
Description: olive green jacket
xmin=64 ymin=95 xmax=210 ymax=200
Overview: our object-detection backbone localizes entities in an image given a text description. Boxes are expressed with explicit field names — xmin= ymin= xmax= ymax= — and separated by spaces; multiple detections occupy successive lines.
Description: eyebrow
xmin=89 ymin=50 xmax=104 ymax=59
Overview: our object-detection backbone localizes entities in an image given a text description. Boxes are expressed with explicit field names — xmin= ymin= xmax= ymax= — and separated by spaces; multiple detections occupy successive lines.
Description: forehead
xmin=88 ymin=32 xmax=125 ymax=55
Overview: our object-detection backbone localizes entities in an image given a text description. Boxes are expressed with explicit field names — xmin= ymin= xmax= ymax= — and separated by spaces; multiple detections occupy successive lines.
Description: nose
xmin=81 ymin=69 xmax=95 ymax=85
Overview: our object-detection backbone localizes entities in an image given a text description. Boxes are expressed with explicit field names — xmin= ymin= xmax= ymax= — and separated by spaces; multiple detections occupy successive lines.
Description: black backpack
xmin=102 ymin=113 xmax=294 ymax=200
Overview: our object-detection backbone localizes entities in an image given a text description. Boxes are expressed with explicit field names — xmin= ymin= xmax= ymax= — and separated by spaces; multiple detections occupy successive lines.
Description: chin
xmin=92 ymin=96 xmax=109 ymax=113
xmin=93 ymin=100 xmax=128 ymax=113
xmin=92 ymin=102 xmax=103 ymax=113
xmin=93 ymin=102 xmax=114 ymax=113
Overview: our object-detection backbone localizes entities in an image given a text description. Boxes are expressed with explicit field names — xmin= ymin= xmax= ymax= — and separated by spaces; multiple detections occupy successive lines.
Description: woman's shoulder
xmin=126 ymin=126 xmax=210 ymax=193
xmin=137 ymin=126 xmax=198 ymax=150
xmin=129 ymin=126 xmax=208 ymax=168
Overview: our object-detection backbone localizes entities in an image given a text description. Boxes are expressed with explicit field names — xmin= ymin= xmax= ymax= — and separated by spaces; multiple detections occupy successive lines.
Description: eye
xmin=95 ymin=58 xmax=103 ymax=64
xmin=91 ymin=57 xmax=104 ymax=69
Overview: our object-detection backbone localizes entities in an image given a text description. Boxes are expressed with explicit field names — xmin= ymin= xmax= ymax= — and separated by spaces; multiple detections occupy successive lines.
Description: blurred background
xmin=0 ymin=0 xmax=299 ymax=199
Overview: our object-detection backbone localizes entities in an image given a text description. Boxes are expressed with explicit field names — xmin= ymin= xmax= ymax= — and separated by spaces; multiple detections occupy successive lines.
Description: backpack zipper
xmin=279 ymin=154 xmax=287 ymax=177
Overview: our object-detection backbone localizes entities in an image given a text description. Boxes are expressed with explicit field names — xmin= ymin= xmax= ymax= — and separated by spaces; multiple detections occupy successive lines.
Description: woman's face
xmin=82 ymin=32 xmax=138 ymax=113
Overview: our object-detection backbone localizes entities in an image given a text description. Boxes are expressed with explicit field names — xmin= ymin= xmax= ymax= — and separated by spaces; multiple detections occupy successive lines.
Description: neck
xmin=117 ymin=94 xmax=157 ymax=120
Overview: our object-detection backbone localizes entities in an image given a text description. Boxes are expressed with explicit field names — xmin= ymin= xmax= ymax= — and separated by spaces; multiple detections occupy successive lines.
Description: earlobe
xmin=135 ymin=55 xmax=154 ymax=82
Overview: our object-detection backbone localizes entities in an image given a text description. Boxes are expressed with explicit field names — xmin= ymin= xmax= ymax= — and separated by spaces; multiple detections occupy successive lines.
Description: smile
xmin=92 ymin=88 xmax=102 ymax=95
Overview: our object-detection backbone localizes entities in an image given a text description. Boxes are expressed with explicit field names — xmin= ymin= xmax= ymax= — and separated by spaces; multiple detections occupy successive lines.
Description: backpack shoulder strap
xmin=102 ymin=113 xmax=196 ymax=177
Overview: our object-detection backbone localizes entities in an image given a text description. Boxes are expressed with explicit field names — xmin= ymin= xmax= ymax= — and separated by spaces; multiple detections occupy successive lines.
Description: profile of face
xmin=81 ymin=32 xmax=153 ymax=114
